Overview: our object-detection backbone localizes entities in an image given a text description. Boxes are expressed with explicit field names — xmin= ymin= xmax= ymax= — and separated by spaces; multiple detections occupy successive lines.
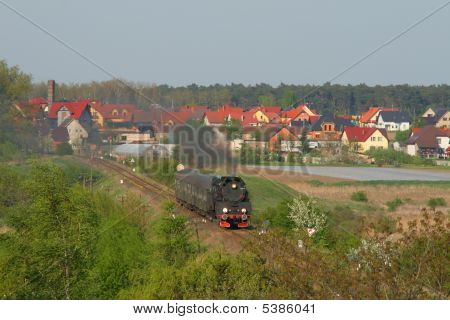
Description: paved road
xmin=249 ymin=165 xmax=450 ymax=181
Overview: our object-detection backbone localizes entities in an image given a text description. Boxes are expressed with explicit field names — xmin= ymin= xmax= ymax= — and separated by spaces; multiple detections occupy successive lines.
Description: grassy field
xmin=238 ymin=174 xmax=298 ymax=214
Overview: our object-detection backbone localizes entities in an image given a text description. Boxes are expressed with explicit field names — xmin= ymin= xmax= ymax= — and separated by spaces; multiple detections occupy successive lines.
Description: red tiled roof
xmin=229 ymin=110 xmax=244 ymax=121
xmin=281 ymin=105 xmax=311 ymax=119
xmin=204 ymin=111 xmax=229 ymax=124
xmin=266 ymin=112 xmax=280 ymax=122
xmin=343 ymin=127 xmax=387 ymax=142
xmin=48 ymin=101 xmax=90 ymax=119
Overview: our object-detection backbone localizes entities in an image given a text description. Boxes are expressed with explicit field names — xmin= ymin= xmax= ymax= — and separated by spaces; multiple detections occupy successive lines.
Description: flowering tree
xmin=288 ymin=196 xmax=327 ymax=234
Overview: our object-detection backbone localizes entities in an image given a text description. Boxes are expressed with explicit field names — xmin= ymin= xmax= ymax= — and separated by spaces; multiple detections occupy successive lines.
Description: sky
xmin=1 ymin=0 xmax=449 ymax=86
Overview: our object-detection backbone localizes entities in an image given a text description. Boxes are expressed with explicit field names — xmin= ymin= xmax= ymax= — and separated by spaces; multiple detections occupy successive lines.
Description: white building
xmin=376 ymin=111 xmax=411 ymax=131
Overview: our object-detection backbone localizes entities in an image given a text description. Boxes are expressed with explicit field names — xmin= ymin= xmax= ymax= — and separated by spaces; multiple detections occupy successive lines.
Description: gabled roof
xmin=48 ymin=100 xmax=90 ymax=119
xmin=378 ymin=111 xmax=411 ymax=123
xmin=360 ymin=107 xmax=399 ymax=123
xmin=94 ymin=104 xmax=138 ymax=121
xmin=343 ymin=127 xmax=387 ymax=142
xmin=281 ymin=104 xmax=315 ymax=119
xmin=406 ymin=125 xmax=442 ymax=148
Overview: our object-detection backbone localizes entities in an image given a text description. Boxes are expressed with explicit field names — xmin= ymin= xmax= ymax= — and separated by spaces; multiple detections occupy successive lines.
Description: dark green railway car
xmin=175 ymin=169 xmax=251 ymax=228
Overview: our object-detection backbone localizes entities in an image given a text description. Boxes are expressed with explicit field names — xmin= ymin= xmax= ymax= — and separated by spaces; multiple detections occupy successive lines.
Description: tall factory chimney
xmin=47 ymin=80 xmax=55 ymax=109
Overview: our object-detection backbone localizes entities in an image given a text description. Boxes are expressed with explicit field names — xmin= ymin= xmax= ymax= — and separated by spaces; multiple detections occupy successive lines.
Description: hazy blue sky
xmin=1 ymin=0 xmax=449 ymax=85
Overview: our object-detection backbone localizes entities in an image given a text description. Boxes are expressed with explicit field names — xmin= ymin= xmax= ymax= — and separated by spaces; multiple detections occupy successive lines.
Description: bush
xmin=351 ymin=191 xmax=368 ymax=202
xmin=288 ymin=195 xmax=327 ymax=234
xmin=427 ymin=197 xmax=447 ymax=209
xmin=366 ymin=148 xmax=433 ymax=166
xmin=56 ymin=142 xmax=73 ymax=155
xmin=386 ymin=198 xmax=403 ymax=211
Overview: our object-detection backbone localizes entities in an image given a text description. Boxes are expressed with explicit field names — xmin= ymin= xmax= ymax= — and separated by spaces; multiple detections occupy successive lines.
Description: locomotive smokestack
xmin=47 ymin=80 xmax=55 ymax=109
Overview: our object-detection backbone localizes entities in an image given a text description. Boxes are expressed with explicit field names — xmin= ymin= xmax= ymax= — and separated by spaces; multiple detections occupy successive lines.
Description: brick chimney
xmin=47 ymin=80 xmax=55 ymax=109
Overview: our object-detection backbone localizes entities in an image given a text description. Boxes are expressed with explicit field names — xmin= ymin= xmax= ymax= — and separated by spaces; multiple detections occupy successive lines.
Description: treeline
xmin=31 ymin=79 xmax=450 ymax=115
xmin=0 ymin=161 xmax=448 ymax=299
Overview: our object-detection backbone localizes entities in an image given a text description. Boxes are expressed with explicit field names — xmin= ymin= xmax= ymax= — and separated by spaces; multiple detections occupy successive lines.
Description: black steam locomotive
xmin=175 ymin=169 xmax=251 ymax=228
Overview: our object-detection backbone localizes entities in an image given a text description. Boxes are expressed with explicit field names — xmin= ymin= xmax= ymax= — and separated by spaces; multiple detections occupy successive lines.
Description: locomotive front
xmin=214 ymin=176 xmax=251 ymax=228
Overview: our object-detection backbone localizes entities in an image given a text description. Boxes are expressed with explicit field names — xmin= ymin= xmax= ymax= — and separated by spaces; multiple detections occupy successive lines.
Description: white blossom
xmin=288 ymin=196 xmax=327 ymax=234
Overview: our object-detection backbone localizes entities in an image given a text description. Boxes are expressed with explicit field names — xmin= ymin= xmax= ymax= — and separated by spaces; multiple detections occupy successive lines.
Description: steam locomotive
xmin=175 ymin=169 xmax=251 ymax=228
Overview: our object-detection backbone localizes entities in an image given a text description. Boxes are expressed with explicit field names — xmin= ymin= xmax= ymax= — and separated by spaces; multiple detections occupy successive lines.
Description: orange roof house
xmin=359 ymin=106 xmax=399 ymax=127
xmin=92 ymin=103 xmax=139 ymax=127
xmin=203 ymin=111 xmax=230 ymax=126
xmin=268 ymin=127 xmax=300 ymax=152
xmin=280 ymin=104 xmax=318 ymax=124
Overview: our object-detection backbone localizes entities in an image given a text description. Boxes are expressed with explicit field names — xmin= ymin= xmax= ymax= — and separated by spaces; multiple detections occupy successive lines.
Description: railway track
xmin=77 ymin=156 xmax=254 ymax=246
xmin=92 ymin=157 xmax=175 ymax=200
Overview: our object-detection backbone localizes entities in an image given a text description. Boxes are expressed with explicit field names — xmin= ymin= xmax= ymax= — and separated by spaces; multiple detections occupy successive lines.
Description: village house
xmin=422 ymin=108 xmax=450 ymax=128
xmin=308 ymin=113 xmax=354 ymax=141
xmin=91 ymin=103 xmax=138 ymax=127
xmin=203 ymin=111 xmax=230 ymax=126
xmin=341 ymin=127 xmax=389 ymax=152
xmin=375 ymin=110 xmax=411 ymax=131
xmin=359 ymin=106 xmax=399 ymax=127
xmin=280 ymin=104 xmax=319 ymax=124
xmin=268 ymin=127 xmax=301 ymax=152
xmin=47 ymin=101 xmax=92 ymax=129
xmin=406 ymin=126 xmax=450 ymax=158
xmin=59 ymin=118 xmax=89 ymax=148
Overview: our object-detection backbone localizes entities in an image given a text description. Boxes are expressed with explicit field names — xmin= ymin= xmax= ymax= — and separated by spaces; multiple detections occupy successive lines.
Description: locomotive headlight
xmin=222 ymin=214 xmax=228 ymax=220
xmin=241 ymin=213 xmax=248 ymax=221
xmin=231 ymin=183 xmax=237 ymax=189
xmin=241 ymin=208 xmax=247 ymax=213
xmin=222 ymin=208 xmax=228 ymax=213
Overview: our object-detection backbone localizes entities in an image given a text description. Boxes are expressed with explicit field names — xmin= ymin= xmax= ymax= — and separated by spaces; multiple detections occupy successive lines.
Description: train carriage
xmin=175 ymin=169 xmax=251 ymax=228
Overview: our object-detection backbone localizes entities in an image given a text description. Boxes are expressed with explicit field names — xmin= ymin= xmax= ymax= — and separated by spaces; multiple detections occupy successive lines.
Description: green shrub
xmin=386 ymin=198 xmax=404 ymax=211
xmin=427 ymin=197 xmax=447 ymax=209
xmin=366 ymin=148 xmax=433 ymax=166
xmin=351 ymin=191 xmax=368 ymax=202
xmin=56 ymin=142 xmax=74 ymax=155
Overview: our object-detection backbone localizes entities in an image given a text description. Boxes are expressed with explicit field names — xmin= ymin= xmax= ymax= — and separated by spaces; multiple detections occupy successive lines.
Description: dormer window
xmin=112 ymin=109 xmax=119 ymax=116
xmin=122 ymin=110 xmax=128 ymax=117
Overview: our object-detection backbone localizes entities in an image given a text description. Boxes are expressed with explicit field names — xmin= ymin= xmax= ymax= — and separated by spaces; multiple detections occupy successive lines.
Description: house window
xmin=112 ymin=109 xmax=118 ymax=116
xmin=437 ymin=138 xmax=441 ymax=144
xmin=378 ymin=137 xmax=382 ymax=141
xmin=123 ymin=110 xmax=128 ymax=117
xmin=371 ymin=137 xmax=376 ymax=141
